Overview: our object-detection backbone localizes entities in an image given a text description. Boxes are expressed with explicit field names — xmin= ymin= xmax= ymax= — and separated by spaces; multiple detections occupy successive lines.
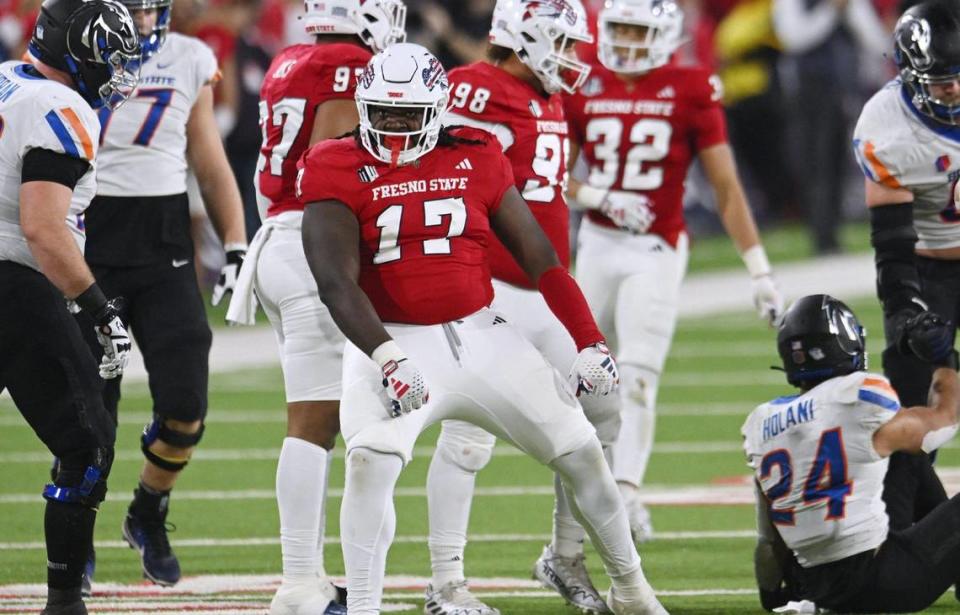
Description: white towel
xmin=226 ymin=221 xmax=274 ymax=326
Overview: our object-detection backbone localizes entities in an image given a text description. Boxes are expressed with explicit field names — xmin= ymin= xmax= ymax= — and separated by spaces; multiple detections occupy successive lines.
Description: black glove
xmin=899 ymin=311 xmax=958 ymax=369
xmin=212 ymin=248 xmax=246 ymax=307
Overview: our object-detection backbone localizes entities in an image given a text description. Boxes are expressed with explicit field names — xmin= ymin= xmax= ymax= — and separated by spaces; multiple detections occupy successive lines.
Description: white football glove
xmin=373 ymin=341 xmax=429 ymax=417
xmin=600 ymin=190 xmax=656 ymax=234
xmin=212 ymin=246 xmax=247 ymax=307
xmin=570 ymin=342 xmax=619 ymax=397
xmin=752 ymin=274 xmax=784 ymax=326
xmin=93 ymin=299 xmax=131 ymax=380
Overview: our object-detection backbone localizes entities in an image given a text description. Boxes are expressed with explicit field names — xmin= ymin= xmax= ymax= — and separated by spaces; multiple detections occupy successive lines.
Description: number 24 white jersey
xmin=96 ymin=33 xmax=218 ymax=197
xmin=741 ymin=372 xmax=900 ymax=568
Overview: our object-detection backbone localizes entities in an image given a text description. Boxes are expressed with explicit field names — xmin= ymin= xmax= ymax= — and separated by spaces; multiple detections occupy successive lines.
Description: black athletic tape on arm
xmin=74 ymin=283 xmax=107 ymax=315
xmin=21 ymin=148 xmax=90 ymax=188
xmin=870 ymin=204 xmax=923 ymax=316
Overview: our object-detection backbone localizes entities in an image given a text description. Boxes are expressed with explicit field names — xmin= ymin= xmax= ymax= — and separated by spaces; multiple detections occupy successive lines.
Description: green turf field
xmin=3 ymin=294 xmax=958 ymax=614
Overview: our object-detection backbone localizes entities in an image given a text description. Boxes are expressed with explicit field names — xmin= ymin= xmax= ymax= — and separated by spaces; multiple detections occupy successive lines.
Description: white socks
xmin=610 ymin=364 xmax=659 ymax=487
xmin=317 ymin=448 xmax=333 ymax=577
xmin=550 ymin=439 xmax=641 ymax=580
xmin=276 ymin=437 xmax=327 ymax=582
xmin=341 ymin=448 xmax=402 ymax=614
xmin=426 ymin=441 xmax=477 ymax=588
xmin=552 ymin=473 xmax=586 ymax=558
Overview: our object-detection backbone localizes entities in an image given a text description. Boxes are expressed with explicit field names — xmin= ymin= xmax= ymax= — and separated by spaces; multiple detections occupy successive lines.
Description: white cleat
xmin=607 ymin=584 xmax=668 ymax=615
xmin=533 ymin=545 xmax=611 ymax=614
xmin=270 ymin=579 xmax=340 ymax=615
xmin=424 ymin=579 xmax=500 ymax=615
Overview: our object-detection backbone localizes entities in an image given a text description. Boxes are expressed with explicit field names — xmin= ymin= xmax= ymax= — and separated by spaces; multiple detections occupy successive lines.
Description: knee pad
xmin=44 ymin=446 xmax=114 ymax=509
xmin=141 ymin=415 xmax=205 ymax=472
xmin=436 ymin=422 xmax=496 ymax=473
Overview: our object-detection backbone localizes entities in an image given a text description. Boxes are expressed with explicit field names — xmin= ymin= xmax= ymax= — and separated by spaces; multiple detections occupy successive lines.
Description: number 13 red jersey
xmin=447 ymin=62 xmax=570 ymax=289
xmin=563 ymin=63 xmax=727 ymax=247
xmin=257 ymin=43 xmax=371 ymax=218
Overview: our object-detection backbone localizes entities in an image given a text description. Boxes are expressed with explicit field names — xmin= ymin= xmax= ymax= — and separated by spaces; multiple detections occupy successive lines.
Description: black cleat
xmin=122 ymin=485 xmax=181 ymax=586
xmin=80 ymin=550 xmax=94 ymax=598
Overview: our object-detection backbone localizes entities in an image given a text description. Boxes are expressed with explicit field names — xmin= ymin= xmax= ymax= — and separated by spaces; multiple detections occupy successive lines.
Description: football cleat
xmin=424 ymin=579 xmax=500 ymax=615
xmin=80 ymin=550 xmax=95 ymax=597
xmin=270 ymin=579 xmax=346 ymax=615
xmin=607 ymin=584 xmax=668 ymax=615
xmin=122 ymin=512 xmax=181 ymax=586
xmin=533 ymin=545 xmax=610 ymax=614
xmin=40 ymin=601 xmax=87 ymax=615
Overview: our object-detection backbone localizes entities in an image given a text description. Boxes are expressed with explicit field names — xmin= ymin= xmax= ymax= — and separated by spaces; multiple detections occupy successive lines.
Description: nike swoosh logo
xmin=156 ymin=62 xmax=173 ymax=69
xmin=172 ymin=259 xmax=190 ymax=268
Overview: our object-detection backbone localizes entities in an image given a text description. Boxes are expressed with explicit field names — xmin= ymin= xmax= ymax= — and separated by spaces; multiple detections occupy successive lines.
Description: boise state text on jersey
xmin=296 ymin=127 xmax=515 ymax=325
xmin=563 ymin=63 xmax=727 ymax=247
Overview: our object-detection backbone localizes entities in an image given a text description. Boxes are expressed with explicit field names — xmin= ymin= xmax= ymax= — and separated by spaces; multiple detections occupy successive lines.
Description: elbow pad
xmin=922 ymin=423 xmax=959 ymax=453
xmin=870 ymin=204 xmax=924 ymax=316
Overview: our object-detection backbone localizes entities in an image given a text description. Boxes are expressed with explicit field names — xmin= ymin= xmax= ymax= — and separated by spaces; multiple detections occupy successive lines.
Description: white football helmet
xmin=356 ymin=43 xmax=450 ymax=166
xmin=489 ymin=0 xmax=593 ymax=94
xmin=303 ymin=0 xmax=406 ymax=53
xmin=598 ymin=0 xmax=684 ymax=74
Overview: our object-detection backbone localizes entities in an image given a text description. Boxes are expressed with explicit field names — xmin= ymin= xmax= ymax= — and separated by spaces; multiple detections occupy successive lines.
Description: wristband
xmin=224 ymin=242 xmax=248 ymax=253
xmin=74 ymin=283 xmax=107 ymax=315
xmin=575 ymin=185 xmax=607 ymax=210
xmin=741 ymin=245 xmax=772 ymax=278
xmin=371 ymin=340 xmax=405 ymax=368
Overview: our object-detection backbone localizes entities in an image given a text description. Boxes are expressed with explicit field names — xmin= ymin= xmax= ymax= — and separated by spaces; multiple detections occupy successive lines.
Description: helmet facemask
xmin=895 ymin=6 xmax=960 ymax=125
xmin=121 ymin=0 xmax=172 ymax=60
xmin=355 ymin=43 xmax=450 ymax=166
xmin=521 ymin=23 xmax=591 ymax=94
xmin=902 ymin=69 xmax=960 ymax=125
xmin=597 ymin=0 xmax=684 ymax=74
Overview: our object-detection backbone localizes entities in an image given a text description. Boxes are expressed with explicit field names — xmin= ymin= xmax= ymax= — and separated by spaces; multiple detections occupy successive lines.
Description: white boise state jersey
xmin=96 ymin=33 xmax=218 ymax=196
xmin=854 ymin=80 xmax=960 ymax=250
xmin=0 ymin=61 xmax=99 ymax=271
xmin=742 ymin=372 xmax=900 ymax=568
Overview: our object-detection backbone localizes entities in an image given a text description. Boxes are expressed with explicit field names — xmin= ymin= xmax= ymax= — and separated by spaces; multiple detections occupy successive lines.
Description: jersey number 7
xmin=760 ymin=427 xmax=853 ymax=525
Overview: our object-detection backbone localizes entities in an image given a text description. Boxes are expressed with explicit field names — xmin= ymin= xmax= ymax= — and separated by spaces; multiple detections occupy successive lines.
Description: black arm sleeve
xmin=21 ymin=148 xmax=90 ymax=188
xmin=870 ymin=204 xmax=925 ymax=317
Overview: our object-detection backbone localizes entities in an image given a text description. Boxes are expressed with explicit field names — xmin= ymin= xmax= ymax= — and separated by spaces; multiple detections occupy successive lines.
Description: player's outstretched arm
xmin=874 ymin=364 xmax=960 ymax=457
xmin=301 ymin=200 xmax=392 ymax=356
xmin=701 ymin=143 xmax=783 ymax=324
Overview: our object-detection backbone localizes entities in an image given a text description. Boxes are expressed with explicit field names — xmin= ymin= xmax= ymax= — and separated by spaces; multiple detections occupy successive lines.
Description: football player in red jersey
xmin=299 ymin=43 xmax=667 ymax=615
xmin=224 ymin=2 xmax=405 ymax=614
xmin=423 ymin=1 xmax=624 ymax=612
xmin=563 ymin=0 xmax=783 ymax=544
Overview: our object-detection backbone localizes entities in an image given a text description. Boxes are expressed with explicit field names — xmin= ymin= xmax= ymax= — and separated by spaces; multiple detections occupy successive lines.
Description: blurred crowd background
xmin=0 ymin=0 xmax=911 ymax=262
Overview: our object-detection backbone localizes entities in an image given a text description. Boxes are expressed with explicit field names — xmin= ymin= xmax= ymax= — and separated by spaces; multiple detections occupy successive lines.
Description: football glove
xmin=570 ymin=342 xmax=619 ymax=397
xmin=899 ymin=311 xmax=958 ymax=368
xmin=373 ymin=340 xmax=429 ymax=417
xmin=211 ymin=247 xmax=246 ymax=307
xmin=600 ymin=190 xmax=656 ymax=234
xmin=92 ymin=298 xmax=131 ymax=380
xmin=751 ymin=274 xmax=784 ymax=326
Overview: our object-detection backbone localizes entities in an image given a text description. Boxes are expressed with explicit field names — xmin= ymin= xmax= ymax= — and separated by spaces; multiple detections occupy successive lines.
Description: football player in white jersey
xmin=0 ymin=0 xmax=139 ymax=612
xmin=744 ymin=294 xmax=960 ymax=612
xmin=852 ymin=0 xmax=960 ymax=534
xmin=74 ymin=0 xmax=247 ymax=589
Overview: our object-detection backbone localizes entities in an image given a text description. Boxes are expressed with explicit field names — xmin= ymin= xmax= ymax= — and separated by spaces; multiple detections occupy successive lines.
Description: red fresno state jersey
xmin=447 ymin=62 xmax=570 ymax=288
xmin=563 ymin=64 xmax=727 ymax=246
xmin=257 ymin=43 xmax=371 ymax=217
xmin=296 ymin=128 xmax=515 ymax=325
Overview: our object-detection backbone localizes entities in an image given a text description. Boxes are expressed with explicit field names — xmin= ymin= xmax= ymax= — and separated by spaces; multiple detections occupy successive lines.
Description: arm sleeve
xmin=21 ymin=148 xmax=90 ymax=188
xmin=691 ymin=73 xmax=728 ymax=152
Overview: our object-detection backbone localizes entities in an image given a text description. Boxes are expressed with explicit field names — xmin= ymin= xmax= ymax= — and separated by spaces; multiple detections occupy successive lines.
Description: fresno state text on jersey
xmin=564 ymin=64 xmax=727 ymax=247
xmin=447 ymin=62 xmax=571 ymax=288
xmin=258 ymin=43 xmax=371 ymax=217
xmin=296 ymin=127 xmax=515 ymax=325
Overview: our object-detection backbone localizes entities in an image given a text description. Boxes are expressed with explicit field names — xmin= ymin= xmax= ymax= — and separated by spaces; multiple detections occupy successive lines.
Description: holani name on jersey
xmin=762 ymin=398 xmax=816 ymax=443
xmin=371 ymin=177 xmax=469 ymax=201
